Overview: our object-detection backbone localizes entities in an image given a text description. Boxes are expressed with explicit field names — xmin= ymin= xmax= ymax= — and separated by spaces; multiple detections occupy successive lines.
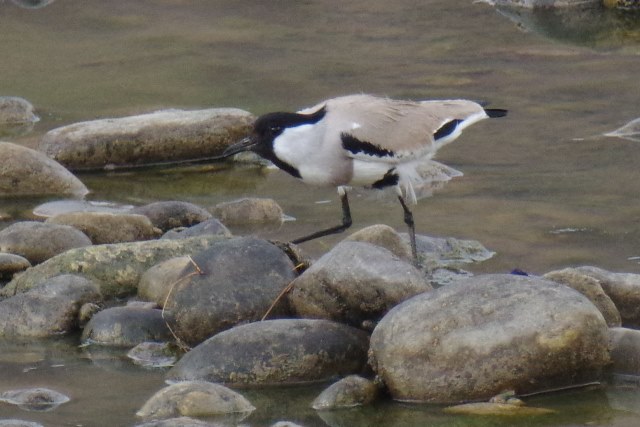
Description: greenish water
xmin=1 ymin=0 xmax=640 ymax=425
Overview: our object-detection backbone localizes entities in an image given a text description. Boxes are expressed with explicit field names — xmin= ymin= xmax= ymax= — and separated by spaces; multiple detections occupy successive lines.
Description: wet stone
xmin=0 ymin=253 xmax=31 ymax=283
xmin=81 ymin=306 xmax=174 ymax=347
xmin=46 ymin=211 xmax=161 ymax=244
xmin=132 ymin=201 xmax=212 ymax=232
xmin=138 ymin=256 xmax=193 ymax=307
xmin=127 ymin=342 xmax=180 ymax=368
xmin=0 ymin=221 xmax=92 ymax=265
xmin=134 ymin=417 xmax=226 ymax=427
xmin=0 ymin=142 xmax=88 ymax=197
xmin=166 ymin=319 xmax=370 ymax=385
xmin=0 ymin=96 xmax=38 ymax=124
xmin=0 ymin=420 xmax=44 ymax=427
xmin=211 ymin=197 xmax=284 ymax=225
xmin=312 ymin=375 xmax=379 ymax=410
xmin=609 ymin=327 xmax=640 ymax=376
xmin=344 ymin=224 xmax=413 ymax=261
xmin=161 ymin=218 xmax=231 ymax=240
xmin=0 ymin=387 xmax=70 ymax=412
xmin=39 ymin=108 xmax=254 ymax=170
xmin=136 ymin=381 xmax=255 ymax=421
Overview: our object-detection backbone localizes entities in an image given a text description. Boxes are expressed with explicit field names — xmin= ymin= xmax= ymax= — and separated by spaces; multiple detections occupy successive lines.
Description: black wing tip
xmin=485 ymin=108 xmax=508 ymax=118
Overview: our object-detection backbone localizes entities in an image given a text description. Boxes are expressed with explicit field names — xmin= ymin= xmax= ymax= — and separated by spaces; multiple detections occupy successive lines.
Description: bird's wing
xmin=302 ymin=95 xmax=488 ymax=162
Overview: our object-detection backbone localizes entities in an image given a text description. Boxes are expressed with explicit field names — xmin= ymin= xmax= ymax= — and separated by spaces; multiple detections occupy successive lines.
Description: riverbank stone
xmin=0 ymin=221 xmax=92 ymax=264
xmin=344 ymin=224 xmax=413 ymax=260
xmin=1 ymin=235 xmax=229 ymax=299
xmin=609 ymin=327 xmax=640 ymax=376
xmin=288 ymin=241 xmax=431 ymax=329
xmin=47 ymin=211 xmax=160 ymax=244
xmin=161 ymin=219 xmax=231 ymax=240
xmin=81 ymin=306 xmax=173 ymax=347
xmin=0 ymin=274 xmax=101 ymax=338
xmin=164 ymin=237 xmax=296 ymax=346
xmin=369 ymin=274 xmax=611 ymax=403
xmin=0 ymin=97 xmax=38 ymax=124
xmin=138 ymin=256 xmax=193 ymax=306
xmin=166 ymin=319 xmax=370 ymax=385
xmin=574 ymin=266 xmax=640 ymax=328
xmin=544 ymin=267 xmax=621 ymax=327
xmin=312 ymin=375 xmax=379 ymax=410
xmin=0 ymin=142 xmax=88 ymax=197
xmin=0 ymin=387 xmax=70 ymax=412
xmin=0 ymin=253 xmax=31 ymax=283
xmin=39 ymin=108 xmax=254 ymax=171
xmin=132 ymin=201 xmax=212 ymax=232
xmin=136 ymin=381 xmax=255 ymax=421
xmin=210 ymin=198 xmax=284 ymax=225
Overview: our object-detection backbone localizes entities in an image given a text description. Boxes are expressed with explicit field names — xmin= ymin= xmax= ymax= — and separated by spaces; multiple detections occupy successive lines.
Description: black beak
xmin=221 ymin=135 xmax=258 ymax=158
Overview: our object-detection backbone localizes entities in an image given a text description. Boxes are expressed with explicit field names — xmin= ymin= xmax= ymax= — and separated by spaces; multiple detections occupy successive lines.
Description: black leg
xmin=291 ymin=190 xmax=353 ymax=244
xmin=398 ymin=195 xmax=418 ymax=263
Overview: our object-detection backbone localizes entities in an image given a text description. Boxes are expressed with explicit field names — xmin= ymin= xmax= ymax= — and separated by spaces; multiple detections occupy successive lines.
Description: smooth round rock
xmin=344 ymin=224 xmax=413 ymax=260
xmin=134 ymin=417 xmax=226 ymax=427
xmin=127 ymin=342 xmax=180 ymax=368
xmin=370 ymin=274 xmax=611 ymax=403
xmin=0 ymin=420 xmax=44 ymax=427
xmin=609 ymin=327 xmax=640 ymax=376
xmin=312 ymin=375 xmax=379 ymax=410
xmin=0 ymin=221 xmax=92 ymax=265
xmin=0 ymin=142 xmax=88 ymax=197
xmin=47 ymin=211 xmax=160 ymax=244
xmin=0 ymin=97 xmax=38 ymax=124
xmin=164 ymin=237 xmax=296 ymax=346
xmin=138 ymin=256 xmax=193 ymax=306
xmin=211 ymin=198 xmax=284 ymax=225
xmin=166 ymin=319 xmax=370 ymax=385
xmin=161 ymin=218 xmax=231 ymax=240
xmin=136 ymin=381 xmax=255 ymax=420
xmin=0 ymin=253 xmax=31 ymax=281
xmin=39 ymin=108 xmax=254 ymax=170
xmin=132 ymin=201 xmax=212 ymax=232
xmin=81 ymin=306 xmax=174 ymax=347
xmin=0 ymin=387 xmax=70 ymax=411
xmin=289 ymin=241 xmax=431 ymax=329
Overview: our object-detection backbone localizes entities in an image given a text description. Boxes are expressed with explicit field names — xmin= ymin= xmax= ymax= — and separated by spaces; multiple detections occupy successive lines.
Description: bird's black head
xmin=222 ymin=106 xmax=327 ymax=159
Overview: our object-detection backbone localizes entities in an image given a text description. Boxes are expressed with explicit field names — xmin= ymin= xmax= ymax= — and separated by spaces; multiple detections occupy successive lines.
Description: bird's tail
xmin=484 ymin=108 xmax=508 ymax=118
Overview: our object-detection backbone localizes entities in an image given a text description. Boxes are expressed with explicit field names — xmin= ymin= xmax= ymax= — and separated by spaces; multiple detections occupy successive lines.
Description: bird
xmin=222 ymin=94 xmax=507 ymax=261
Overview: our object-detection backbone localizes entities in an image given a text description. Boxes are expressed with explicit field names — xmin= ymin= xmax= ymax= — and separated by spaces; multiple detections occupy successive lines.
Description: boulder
xmin=0 ymin=274 xmax=101 ymax=338
xmin=288 ymin=241 xmax=431 ymax=329
xmin=166 ymin=319 xmax=370 ymax=385
xmin=369 ymin=274 xmax=611 ymax=403
xmin=39 ymin=108 xmax=254 ymax=170
xmin=132 ymin=201 xmax=212 ymax=232
xmin=138 ymin=256 xmax=193 ymax=306
xmin=81 ymin=306 xmax=173 ymax=347
xmin=544 ymin=268 xmax=621 ymax=326
xmin=164 ymin=237 xmax=296 ymax=346
xmin=312 ymin=375 xmax=379 ymax=410
xmin=211 ymin=198 xmax=284 ymax=225
xmin=47 ymin=211 xmax=160 ymax=244
xmin=0 ymin=142 xmax=88 ymax=197
xmin=0 ymin=252 xmax=31 ymax=283
xmin=0 ymin=221 xmax=92 ymax=264
xmin=575 ymin=266 xmax=640 ymax=328
xmin=609 ymin=327 xmax=640 ymax=376
xmin=136 ymin=381 xmax=254 ymax=421
xmin=0 ymin=235 xmax=229 ymax=299
xmin=344 ymin=224 xmax=412 ymax=261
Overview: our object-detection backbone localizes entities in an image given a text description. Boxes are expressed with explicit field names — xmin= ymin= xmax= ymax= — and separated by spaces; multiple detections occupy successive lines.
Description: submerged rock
xmin=136 ymin=381 xmax=255 ymax=421
xmin=1 ymin=235 xmax=229 ymax=299
xmin=211 ymin=198 xmax=284 ymax=225
xmin=81 ymin=306 xmax=173 ymax=347
xmin=0 ymin=142 xmax=88 ymax=197
xmin=289 ymin=241 xmax=431 ymax=329
xmin=312 ymin=375 xmax=379 ymax=410
xmin=0 ymin=274 xmax=101 ymax=338
xmin=39 ymin=108 xmax=254 ymax=170
xmin=369 ymin=274 xmax=610 ymax=403
xmin=134 ymin=417 xmax=226 ymax=427
xmin=0 ymin=96 xmax=38 ymax=124
xmin=0 ymin=387 xmax=70 ymax=412
xmin=127 ymin=342 xmax=180 ymax=368
xmin=161 ymin=218 xmax=231 ymax=240
xmin=47 ymin=211 xmax=160 ymax=244
xmin=443 ymin=401 xmax=555 ymax=416
xmin=609 ymin=327 xmax=640 ymax=376
xmin=132 ymin=201 xmax=212 ymax=232
xmin=166 ymin=319 xmax=370 ymax=385
xmin=164 ymin=237 xmax=296 ymax=346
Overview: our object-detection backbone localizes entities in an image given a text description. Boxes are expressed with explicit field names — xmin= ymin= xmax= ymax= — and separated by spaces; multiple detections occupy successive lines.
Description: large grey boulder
xmin=136 ymin=381 xmax=254 ymax=421
xmin=288 ymin=241 xmax=431 ymax=329
xmin=1 ymin=235 xmax=229 ymax=299
xmin=167 ymin=319 xmax=370 ymax=385
xmin=0 ymin=274 xmax=101 ymax=338
xmin=369 ymin=274 xmax=611 ymax=403
xmin=574 ymin=266 xmax=640 ymax=328
xmin=0 ymin=142 xmax=88 ymax=197
xmin=39 ymin=108 xmax=254 ymax=170
xmin=0 ymin=221 xmax=92 ymax=264
xmin=164 ymin=237 xmax=296 ymax=346
xmin=47 ymin=211 xmax=160 ymax=244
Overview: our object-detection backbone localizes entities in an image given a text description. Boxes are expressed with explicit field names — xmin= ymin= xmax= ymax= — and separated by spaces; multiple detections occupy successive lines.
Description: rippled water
xmin=2 ymin=0 xmax=640 ymax=426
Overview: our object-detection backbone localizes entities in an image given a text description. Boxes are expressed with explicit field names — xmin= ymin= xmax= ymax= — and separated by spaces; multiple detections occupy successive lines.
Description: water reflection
xmin=10 ymin=0 xmax=55 ymax=9
xmin=496 ymin=4 xmax=640 ymax=50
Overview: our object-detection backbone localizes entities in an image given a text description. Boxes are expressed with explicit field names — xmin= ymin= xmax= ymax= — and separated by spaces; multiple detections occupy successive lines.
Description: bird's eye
xmin=270 ymin=125 xmax=282 ymax=134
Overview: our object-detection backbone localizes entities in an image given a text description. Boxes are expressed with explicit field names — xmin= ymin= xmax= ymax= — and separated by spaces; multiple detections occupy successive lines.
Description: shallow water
xmin=1 ymin=0 xmax=640 ymax=426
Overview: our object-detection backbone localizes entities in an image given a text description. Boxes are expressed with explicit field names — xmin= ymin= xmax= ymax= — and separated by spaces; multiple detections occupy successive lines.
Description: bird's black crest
xmin=341 ymin=133 xmax=394 ymax=158
xmin=371 ymin=168 xmax=399 ymax=189
xmin=433 ymin=119 xmax=463 ymax=141
xmin=254 ymin=106 xmax=327 ymax=136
